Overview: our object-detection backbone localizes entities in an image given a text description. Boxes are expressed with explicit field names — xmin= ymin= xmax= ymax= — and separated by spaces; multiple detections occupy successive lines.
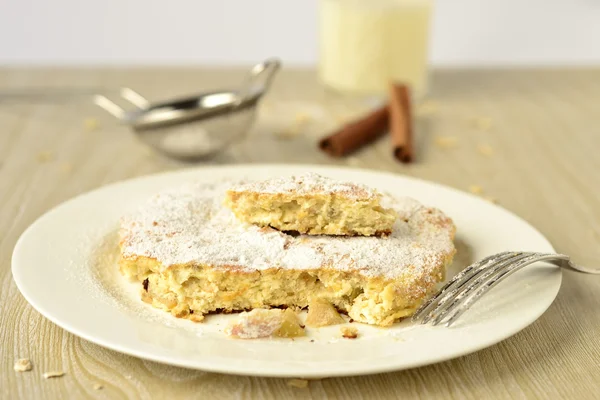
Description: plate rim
xmin=11 ymin=163 xmax=561 ymax=377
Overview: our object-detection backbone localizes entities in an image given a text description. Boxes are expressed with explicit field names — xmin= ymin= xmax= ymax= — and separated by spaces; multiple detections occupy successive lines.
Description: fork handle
xmin=550 ymin=256 xmax=600 ymax=274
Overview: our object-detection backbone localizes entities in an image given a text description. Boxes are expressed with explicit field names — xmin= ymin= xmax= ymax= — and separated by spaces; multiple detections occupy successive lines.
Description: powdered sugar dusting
xmin=120 ymin=180 xmax=455 ymax=281
xmin=228 ymin=173 xmax=377 ymax=200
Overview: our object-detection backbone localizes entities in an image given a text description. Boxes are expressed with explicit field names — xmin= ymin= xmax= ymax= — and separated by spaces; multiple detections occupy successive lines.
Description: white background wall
xmin=1 ymin=0 xmax=599 ymax=66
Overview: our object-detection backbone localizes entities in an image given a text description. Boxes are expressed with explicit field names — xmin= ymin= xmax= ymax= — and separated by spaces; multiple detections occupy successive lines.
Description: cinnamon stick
xmin=389 ymin=83 xmax=414 ymax=163
xmin=319 ymin=105 xmax=389 ymax=157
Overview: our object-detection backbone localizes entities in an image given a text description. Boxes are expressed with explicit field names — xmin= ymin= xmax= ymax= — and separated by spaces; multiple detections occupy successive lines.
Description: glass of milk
xmin=319 ymin=0 xmax=433 ymax=98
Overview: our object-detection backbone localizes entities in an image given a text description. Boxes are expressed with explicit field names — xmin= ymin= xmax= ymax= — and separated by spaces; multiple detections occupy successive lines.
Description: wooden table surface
xmin=1 ymin=67 xmax=599 ymax=399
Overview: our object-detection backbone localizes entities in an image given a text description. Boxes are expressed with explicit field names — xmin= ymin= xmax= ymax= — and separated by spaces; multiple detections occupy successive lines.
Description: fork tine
xmin=420 ymin=252 xmax=527 ymax=324
xmin=412 ymin=252 xmax=512 ymax=322
xmin=413 ymin=252 xmax=519 ymax=323
xmin=437 ymin=252 xmax=558 ymax=327
xmin=429 ymin=252 xmax=533 ymax=325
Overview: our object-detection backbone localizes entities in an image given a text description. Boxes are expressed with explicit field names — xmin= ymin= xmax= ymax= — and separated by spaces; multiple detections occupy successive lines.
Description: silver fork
xmin=412 ymin=252 xmax=600 ymax=327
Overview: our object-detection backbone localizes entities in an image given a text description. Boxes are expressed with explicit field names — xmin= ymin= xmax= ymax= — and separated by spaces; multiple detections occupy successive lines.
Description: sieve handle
xmin=235 ymin=58 xmax=281 ymax=106
xmin=93 ymin=88 xmax=150 ymax=120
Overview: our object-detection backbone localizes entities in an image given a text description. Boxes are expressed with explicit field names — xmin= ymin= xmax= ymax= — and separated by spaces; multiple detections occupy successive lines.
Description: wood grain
xmin=1 ymin=67 xmax=599 ymax=400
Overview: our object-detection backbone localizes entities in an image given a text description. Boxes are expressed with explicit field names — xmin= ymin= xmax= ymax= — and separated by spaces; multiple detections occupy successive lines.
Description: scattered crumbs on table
xmin=294 ymin=112 xmax=312 ymax=124
xmin=333 ymin=112 xmax=354 ymax=124
xmin=287 ymin=379 xmax=309 ymax=389
xmin=470 ymin=116 xmax=493 ymax=131
xmin=434 ymin=136 xmax=458 ymax=149
xmin=274 ymin=128 xmax=300 ymax=140
xmin=261 ymin=102 xmax=272 ymax=113
xmin=469 ymin=185 xmax=484 ymax=195
xmin=83 ymin=117 xmax=100 ymax=131
xmin=43 ymin=371 xmax=65 ymax=379
xmin=477 ymin=144 xmax=494 ymax=156
xmin=415 ymin=100 xmax=440 ymax=117
xmin=93 ymin=383 xmax=104 ymax=390
xmin=36 ymin=151 xmax=55 ymax=163
xmin=60 ymin=162 xmax=73 ymax=174
xmin=333 ymin=115 xmax=345 ymax=124
xmin=484 ymin=196 xmax=498 ymax=204
xmin=14 ymin=358 xmax=33 ymax=372
xmin=274 ymin=112 xmax=313 ymax=140
xmin=140 ymin=146 xmax=156 ymax=159
xmin=341 ymin=326 xmax=359 ymax=339
xmin=346 ymin=156 xmax=362 ymax=167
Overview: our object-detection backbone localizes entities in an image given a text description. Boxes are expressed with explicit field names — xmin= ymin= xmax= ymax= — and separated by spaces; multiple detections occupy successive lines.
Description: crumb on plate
xmin=341 ymin=326 xmax=359 ymax=339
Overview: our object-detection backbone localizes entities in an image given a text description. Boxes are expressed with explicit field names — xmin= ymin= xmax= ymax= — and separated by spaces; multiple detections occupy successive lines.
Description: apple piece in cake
xmin=305 ymin=298 xmax=346 ymax=327
xmin=225 ymin=309 xmax=305 ymax=339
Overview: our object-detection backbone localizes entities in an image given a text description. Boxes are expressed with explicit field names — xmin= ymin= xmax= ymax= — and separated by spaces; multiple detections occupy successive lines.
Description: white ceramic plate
xmin=12 ymin=165 xmax=561 ymax=378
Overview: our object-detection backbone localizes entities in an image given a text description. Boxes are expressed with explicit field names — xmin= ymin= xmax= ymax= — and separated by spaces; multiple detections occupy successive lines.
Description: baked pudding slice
xmin=118 ymin=180 xmax=456 ymax=327
xmin=225 ymin=173 xmax=397 ymax=236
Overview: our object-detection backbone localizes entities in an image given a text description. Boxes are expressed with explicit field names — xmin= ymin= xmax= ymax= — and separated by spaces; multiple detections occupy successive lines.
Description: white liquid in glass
xmin=319 ymin=0 xmax=433 ymax=98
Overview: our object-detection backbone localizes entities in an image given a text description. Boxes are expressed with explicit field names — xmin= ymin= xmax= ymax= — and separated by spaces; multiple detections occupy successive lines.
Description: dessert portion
xmin=224 ymin=173 xmax=397 ymax=236
xmin=119 ymin=179 xmax=456 ymax=327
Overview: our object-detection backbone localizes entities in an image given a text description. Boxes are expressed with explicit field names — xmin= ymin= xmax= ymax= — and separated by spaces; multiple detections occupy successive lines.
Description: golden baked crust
xmin=119 ymin=179 xmax=456 ymax=327
xmin=225 ymin=173 xmax=397 ymax=236
xmin=122 ymin=256 xmax=453 ymax=326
